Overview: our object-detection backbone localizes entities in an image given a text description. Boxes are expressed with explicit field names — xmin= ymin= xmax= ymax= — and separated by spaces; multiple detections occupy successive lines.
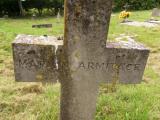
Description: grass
xmin=0 ymin=10 xmax=160 ymax=120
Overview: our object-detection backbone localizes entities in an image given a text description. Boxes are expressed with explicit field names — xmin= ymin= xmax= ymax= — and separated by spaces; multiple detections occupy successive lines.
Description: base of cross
xmin=12 ymin=34 xmax=149 ymax=120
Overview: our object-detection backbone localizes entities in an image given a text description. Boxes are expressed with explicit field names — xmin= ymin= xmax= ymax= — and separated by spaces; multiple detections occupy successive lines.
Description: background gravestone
xmin=152 ymin=8 xmax=160 ymax=17
xmin=32 ymin=24 xmax=52 ymax=28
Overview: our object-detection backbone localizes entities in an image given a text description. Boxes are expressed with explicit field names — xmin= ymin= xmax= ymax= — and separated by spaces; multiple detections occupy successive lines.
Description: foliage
xmin=113 ymin=0 xmax=159 ymax=11
xmin=0 ymin=0 xmax=160 ymax=16
xmin=0 ymin=0 xmax=64 ymax=17
xmin=0 ymin=0 xmax=20 ymax=16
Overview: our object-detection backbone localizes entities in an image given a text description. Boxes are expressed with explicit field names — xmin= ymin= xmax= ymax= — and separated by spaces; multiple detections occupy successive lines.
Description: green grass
xmin=0 ymin=10 xmax=160 ymax=120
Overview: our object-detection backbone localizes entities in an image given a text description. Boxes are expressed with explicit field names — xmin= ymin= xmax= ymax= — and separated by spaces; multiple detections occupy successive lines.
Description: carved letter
xmin=95 ymin=63 xmax=105 ymax=70
xmin=134 ymin=64 xmax=140 ymax=70
xmin=79 ymin=62 xmax=86 ymax=69
xmin=126 ymin=64 xmax=132 ymax=71
xmin=88 ymin=62 xmax=95 ymax=70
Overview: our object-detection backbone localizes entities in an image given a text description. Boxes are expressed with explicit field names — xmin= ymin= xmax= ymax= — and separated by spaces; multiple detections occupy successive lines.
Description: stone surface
xmin=59 ymin=0 xmax=113 ymax=120
xmin=101 ymin=41 xmax=149 ymax=84
xmin=32 ymin=24 xmax=52 ymax=28
xmin=12 ymin=34 xmax=63 ymax=82
xmin=152 ymin=8 xmax=160 ymax=17
xmin=121 ymin=21 xmax=158 ymax=27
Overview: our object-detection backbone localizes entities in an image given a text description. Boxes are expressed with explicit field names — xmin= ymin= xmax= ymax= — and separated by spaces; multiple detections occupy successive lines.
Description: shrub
xmin=113 ymin=0 xmax=157 ymax=11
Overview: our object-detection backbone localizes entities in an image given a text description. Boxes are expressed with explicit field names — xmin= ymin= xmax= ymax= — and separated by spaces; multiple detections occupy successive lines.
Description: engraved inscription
xmin=17 ymin=58 xmax=46 ymax=70
xmin=78 ymin=62 xmax=141 ymax=71
xmin=59 ymin=61 xmax=141 ymax=72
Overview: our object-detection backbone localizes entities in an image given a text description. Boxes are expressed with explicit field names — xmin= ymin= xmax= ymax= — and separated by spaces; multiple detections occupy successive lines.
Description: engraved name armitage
xmin=78 ymin=62 xmax=141 ymax=71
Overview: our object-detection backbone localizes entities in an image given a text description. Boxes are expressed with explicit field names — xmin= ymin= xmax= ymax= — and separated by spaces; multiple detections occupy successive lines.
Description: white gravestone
xmin=152 ymin=8 xmax=160 ymax=17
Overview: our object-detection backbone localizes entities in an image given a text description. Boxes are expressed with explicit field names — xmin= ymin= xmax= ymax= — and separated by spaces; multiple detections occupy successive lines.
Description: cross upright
xmin=12 ymin=0 xmax=150 ymax=120
xmin=59 ymin=0 xmax=113 ymax=119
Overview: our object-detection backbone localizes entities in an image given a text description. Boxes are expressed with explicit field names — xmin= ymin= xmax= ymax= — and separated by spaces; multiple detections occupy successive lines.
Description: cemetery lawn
xmin=0 ymin=10 xmax=160 ymax=120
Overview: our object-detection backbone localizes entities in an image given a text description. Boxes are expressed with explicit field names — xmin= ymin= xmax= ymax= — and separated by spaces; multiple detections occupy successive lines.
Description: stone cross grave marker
xmin=123 ymin=3 xmax=131 ymax=11
xmin=12 ymin=0 xmax=150 ymax=120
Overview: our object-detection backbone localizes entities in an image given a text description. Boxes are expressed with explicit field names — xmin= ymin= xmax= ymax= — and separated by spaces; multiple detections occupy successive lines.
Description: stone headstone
xmin=57 ymin=8 xmax=61 ymax=23
xmin=32 ymin=24 xmax=52 ymax=28
xmin=12 ymin=34 xmax=63 ymax=82
xmin=152 ymin=8 xmax=160 ymax=17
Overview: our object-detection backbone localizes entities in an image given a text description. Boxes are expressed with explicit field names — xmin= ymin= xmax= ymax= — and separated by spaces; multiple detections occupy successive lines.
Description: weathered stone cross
xmin=12 ymin=0 xmax=150 ymax=120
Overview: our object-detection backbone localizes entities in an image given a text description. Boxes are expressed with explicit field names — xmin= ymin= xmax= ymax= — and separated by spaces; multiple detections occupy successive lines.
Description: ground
xmin=0 ymin=10 xmax=160 ymax=120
